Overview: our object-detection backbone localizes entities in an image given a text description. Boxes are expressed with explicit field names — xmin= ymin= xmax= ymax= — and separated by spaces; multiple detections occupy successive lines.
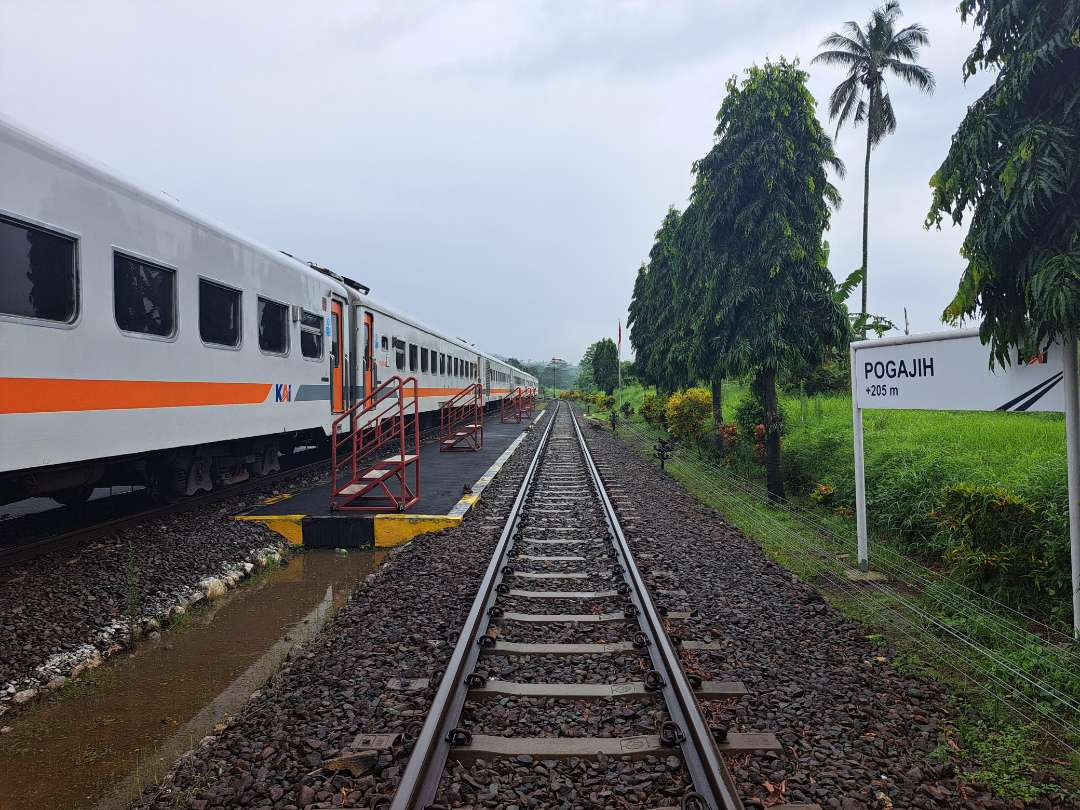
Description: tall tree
xmin=591 ymin=338 xmax=619 ymax=395
xmin=812 ymin=1 xmax=934 ymax=335
xmin=628 ymin=208 xmax=694 ymax=393
xmin=695 ymin=59 xmax=848 ymax=499
xmin=926 ymin=0 xmax=1080 ymax=365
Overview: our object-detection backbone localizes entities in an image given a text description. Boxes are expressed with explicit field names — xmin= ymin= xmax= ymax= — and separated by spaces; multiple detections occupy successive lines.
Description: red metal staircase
xmin=500 ymin=387 xmax=525 ymax=423
xmin=439 ymin=383 xmax=483 ymax=452
xmin=330 ymin=375 xmax=421 ymax=512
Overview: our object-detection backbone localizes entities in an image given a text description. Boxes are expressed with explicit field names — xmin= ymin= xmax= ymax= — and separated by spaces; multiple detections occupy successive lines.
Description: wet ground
xmin=0 ymin=549 xmax=385 ymax=810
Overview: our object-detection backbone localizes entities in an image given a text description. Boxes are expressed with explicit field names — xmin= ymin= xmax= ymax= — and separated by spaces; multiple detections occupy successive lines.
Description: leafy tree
xmin=576 ymin=344 xmax=596 ymax=391
xmin=926 ymin=0 xmax=1080 ymax=365
xmin=812 ymin=1 xmax=935 ymax=336
xmin=628 ymin=208 xmax=694 ymax=393
xmin=692 ymin=59 xmax=848 ymax=499
xmin=591 ymin=338 xmax=619 ymax=394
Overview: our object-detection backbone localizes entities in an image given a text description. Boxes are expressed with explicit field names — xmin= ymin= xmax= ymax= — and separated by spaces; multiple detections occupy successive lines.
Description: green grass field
xmin=600 ymin=381 xmax=1071 ymax=625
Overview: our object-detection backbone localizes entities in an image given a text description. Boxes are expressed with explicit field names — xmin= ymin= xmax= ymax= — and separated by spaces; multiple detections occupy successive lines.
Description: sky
xmin=0 ymin=1 xmax=994 ymax=366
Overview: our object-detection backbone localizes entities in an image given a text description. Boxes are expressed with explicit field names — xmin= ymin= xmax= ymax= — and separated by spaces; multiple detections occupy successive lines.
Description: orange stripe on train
xmin=0 ymin=377 xmax=273 ymax=415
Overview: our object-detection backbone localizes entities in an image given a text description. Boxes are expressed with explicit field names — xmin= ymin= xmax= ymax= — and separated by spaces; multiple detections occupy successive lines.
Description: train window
xmin=257 ymin=297 xmax=289 ymax=354
xmin=454 ymin=357 xmax=460 ymax=377
xmin=381 ymin=335 xmax=388 ymax=350
xmin=420 ymin=347 xmax=429 ymax=373
xmin=439 ymin=353 xmax=446 ymax=375
xmin=0 ymin=215 xmax=77 ymax=323
xmin=114 ymin=252 xmax=175 ymax=337
xmin=300 ymin=309 xmax=324 ymax=359
xmin=199 ymin=279 xmax=240 ymax=347
xmin=408 ymin=343 xmax=417 ymax=372
xmin=392 ymin=337 xmax=405 ymax=370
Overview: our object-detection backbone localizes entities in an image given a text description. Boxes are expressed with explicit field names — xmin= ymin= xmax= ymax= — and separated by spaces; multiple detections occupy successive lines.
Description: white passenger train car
xmin=0 ymin=116 xmax=535 ymax=504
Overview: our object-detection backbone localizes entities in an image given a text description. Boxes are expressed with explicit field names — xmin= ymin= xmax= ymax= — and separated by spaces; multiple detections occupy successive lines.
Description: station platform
xmin=234 ymin=410 xmax=542 ymax=549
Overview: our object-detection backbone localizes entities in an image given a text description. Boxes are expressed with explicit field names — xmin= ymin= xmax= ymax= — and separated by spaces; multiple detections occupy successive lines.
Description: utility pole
xmin=550 ymin=357 xmax=566 ymax=398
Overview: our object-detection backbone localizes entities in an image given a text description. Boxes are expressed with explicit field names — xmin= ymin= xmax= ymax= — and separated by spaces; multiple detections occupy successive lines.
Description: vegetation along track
xmin=394 ymin=402 xmax=799 ymax=810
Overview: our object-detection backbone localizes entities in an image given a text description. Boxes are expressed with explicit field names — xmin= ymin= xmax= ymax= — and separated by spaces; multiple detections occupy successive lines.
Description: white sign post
xmin=849 ymin=327 xmax=1079 ymax=639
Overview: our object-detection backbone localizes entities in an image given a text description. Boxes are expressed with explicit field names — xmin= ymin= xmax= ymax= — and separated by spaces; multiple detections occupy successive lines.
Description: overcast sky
xmin=0 ymin=1 xmax=993 ymax=366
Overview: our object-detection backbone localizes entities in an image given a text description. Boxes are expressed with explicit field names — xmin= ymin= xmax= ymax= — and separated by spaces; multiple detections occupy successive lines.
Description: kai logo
xmin=275 ymin=383 xmax=291 ymax=402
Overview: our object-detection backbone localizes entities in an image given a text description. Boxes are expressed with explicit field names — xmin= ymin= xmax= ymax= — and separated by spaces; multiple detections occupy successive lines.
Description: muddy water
xmin=0 ymin=549 xmax=386 ymax=810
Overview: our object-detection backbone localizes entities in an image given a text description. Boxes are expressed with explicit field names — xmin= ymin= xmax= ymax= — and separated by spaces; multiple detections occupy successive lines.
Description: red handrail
xmin=439 ymin=383 xmax=483 ymax=451
xmin=330 ymin=375 xmax=421 ymax=511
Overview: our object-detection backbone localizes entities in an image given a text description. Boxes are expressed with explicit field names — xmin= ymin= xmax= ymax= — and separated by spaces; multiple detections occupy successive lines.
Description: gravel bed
xmin=0 ymin=463 xmax=336 ymax=711
xmin=479 ymin=653 xmax=652 ymax=685
xmin=435 ymin=754 xmax=693 ymax=808
xmin=580 ymin=419 xmax=1079 ymax=810
xmin=498 ymin=595 xmax=629 ymax=615
xmin=497 ymin=619 xmax=637 ymax=644
xmin=462 ymin=695 xmax=666 ymax=738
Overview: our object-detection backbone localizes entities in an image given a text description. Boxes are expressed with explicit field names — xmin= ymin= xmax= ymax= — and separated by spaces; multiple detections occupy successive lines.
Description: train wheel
xmin=51 ymin=484 xmax=95 ymax=507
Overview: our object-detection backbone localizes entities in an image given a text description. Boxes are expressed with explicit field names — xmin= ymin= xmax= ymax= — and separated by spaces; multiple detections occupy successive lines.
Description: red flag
xmin=617 ymin=319 xmax=622 ymax=348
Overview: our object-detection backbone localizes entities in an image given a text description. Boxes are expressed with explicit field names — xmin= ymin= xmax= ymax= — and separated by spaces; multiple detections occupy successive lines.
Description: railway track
xmin=391 ymin=402 xmax=804 ymax=810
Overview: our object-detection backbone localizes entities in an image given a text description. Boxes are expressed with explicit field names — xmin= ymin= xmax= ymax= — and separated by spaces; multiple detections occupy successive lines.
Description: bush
xmin=665 ymin=388 xmax=712 ymax=448
xmin=620 ymin=401 xmax=634 ymax=418
xmin=640 ymin=393 xmax=669 ymax=427
xmin=733 ymin=390 xmax=787 ymax=442
xmin=592 ymin=393 xmax=615 ymax=412
xmin=933 ymin=483 xmax=1070 ymax=619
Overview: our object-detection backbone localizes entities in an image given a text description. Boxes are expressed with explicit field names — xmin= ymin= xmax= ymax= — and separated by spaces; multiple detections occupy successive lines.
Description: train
xmin=0 ymin=116 xmax=536 ymax=505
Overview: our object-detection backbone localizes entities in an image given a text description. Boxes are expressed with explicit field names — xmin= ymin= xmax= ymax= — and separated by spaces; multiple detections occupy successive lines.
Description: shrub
xmin=733 ymin=390 xmax=787 ymax=443
xmin=593 ymin=393 xmax=615 ymax=412
xmin=665 ymin=388 xmax=712 ymax=448
xmin=933 ymin=483 xmax=1069 ymax=618
xmin=640 ymin=393 xmax=669 ymax=427
xmin=620 ymin=402 xmax=634 ymax=418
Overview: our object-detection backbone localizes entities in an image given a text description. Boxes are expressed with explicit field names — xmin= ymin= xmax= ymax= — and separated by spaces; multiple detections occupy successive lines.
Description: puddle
xmin=0 ymin=549 xmax=386 ymax=810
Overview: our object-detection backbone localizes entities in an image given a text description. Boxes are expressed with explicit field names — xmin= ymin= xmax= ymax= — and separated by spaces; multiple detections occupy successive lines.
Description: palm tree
xmin=812 ymin=1 xmax=934 ymax=336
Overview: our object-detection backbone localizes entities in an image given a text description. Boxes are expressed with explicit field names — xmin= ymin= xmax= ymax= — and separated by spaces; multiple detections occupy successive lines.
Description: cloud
xmin=0 ymin=1 xmax=993 ymax=364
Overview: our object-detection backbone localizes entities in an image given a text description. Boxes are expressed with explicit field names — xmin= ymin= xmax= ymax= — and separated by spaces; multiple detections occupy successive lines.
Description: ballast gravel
xmin=0 ymin=466 xmax=334 ymax=709
xmin=134 ymin=408 xmax=1077 ymax=810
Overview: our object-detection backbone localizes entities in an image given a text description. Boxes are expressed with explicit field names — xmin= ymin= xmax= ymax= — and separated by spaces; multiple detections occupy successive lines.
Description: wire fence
xmin=612 ymin=417 xmax=1080 ymax=752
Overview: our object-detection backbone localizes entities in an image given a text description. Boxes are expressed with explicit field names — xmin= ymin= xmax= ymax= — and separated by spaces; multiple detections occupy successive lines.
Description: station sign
xmin=853 ymin=330 xmax=1064 ymax=413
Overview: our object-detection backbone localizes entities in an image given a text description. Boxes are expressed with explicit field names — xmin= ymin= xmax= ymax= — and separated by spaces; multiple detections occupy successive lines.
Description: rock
xmin=12 ymin=688 xmax=37 ymax=704
xmin=45 ymin=676 xmax=67 ymax=691
xmin=199 ymin=577 xmax=227 ymax=600
xmin=321 ymin=750 xmax=378 ymax=777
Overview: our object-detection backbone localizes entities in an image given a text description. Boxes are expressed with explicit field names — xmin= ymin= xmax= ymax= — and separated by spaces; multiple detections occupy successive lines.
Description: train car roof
xmin=0 ymin=114 xmax=331 ymax=291
xmin=1 ymin=114 xmax=535 ymax=384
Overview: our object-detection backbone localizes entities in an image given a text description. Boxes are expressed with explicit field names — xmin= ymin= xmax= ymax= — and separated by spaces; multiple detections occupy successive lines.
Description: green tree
xmin=591 ymin=337 xmax=619 ymax=394
xmin=694 ymin=59 xmax=848 ymax=499
xmin=628 ymin=208 xmax=694 ymax=393
xmin=926 ymin=0 xmax=1080 ymax=365
xmin=812 ymin=1 xmax=935 ymax=336
xmin=576 ymin=344 xmax=596 ymax=391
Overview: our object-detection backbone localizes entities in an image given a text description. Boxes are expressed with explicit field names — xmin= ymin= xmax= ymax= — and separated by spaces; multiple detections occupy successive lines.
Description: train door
xmin=330 ymin=299 xmax=345 ymax=413
xmin=362 ymin=311 xmax=374 ymax=400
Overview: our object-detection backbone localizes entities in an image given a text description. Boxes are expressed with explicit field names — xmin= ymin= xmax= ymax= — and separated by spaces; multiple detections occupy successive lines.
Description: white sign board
xmin=853 ymin=331 xmax=1064 ymax=412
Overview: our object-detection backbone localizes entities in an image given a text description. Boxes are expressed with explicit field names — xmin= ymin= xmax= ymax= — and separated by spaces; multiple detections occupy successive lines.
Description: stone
xmin=199 ymin=577 xmax=227 ymax=600
xmin=12 ymin=688 xmax=37 ymax=704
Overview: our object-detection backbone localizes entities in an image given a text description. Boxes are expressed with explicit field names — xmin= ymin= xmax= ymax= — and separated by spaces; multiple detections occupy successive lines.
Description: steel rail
xmin=569 ymin=406 xmax=744 ymax=810
xmin=390 ymin=401 xmax=560 ymax=809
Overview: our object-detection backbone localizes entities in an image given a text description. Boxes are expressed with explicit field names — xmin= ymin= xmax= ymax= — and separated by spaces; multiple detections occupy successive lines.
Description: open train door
xmin=362 ymin=311 xmax=374 ymax=400
xmin=330 ymin=299 xmax=345 ymax=414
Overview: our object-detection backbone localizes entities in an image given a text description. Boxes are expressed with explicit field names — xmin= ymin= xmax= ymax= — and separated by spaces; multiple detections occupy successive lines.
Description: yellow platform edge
xmin=233 ymin=514 xmax=305 ymax=546
xmin=374 ymin=514 xmax=462 ymax=547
